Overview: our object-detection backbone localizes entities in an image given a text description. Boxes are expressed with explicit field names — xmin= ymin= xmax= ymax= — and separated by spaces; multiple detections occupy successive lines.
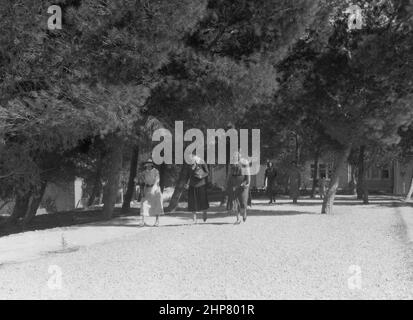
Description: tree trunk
xmin=87 ymin=154 xmax=104 ymax=207
xmin=321 ymin=145 xmax=352 ymax=214
xmin=102 ymin=136 xmax=124 ymax=220
xmin=405 ymin=171 xmax=413 ymax=201
xmin=356 ymin=146 xmax=365 ymax=200
xmin=295 ymin=133 xmax=300 ymax=163
xmin=22 ymin=180 xmax=47 ymax=227
xmin=349 ymin=169 xmax=357 ymax=195
xmin=310 ymin=147 xmax=320 ymax=198
xmin=220 ymin=142 xmax=231 ymax=207
xmin=8 ymin=192 xmax=31 ymax=224
xmin=122 ymin=145 xmax=139 ymax=213
xmin=362 ymin=182 xmax=369 ymax=204
xmin=166 ymin=165 xmax=189 ymax=213
xmin=356 ymin=146 xmax=369 ymax=204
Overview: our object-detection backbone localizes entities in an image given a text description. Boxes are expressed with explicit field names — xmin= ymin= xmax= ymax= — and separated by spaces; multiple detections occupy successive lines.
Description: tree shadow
xmin=264 ymin=195 xmax=409 ymax=208
xmin=158 ymin=222 xmax=235 ymax=227
xmin=168 ymin=208 xmax=315 ymax=219
xmin=2 ymin=196 xmax=409 ymax=237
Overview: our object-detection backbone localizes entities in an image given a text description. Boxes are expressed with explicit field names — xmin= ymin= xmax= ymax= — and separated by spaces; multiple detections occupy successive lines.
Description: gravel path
xmin=0 ymin=197 xmax=412 ymax=299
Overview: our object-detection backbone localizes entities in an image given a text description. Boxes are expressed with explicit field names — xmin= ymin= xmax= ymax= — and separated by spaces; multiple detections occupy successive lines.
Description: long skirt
xmin=227 ymin=186 xmax=249 ymax=212
xmin=188 ymin=185 xmax=209 ymax=212
xmin=266 ymin=179 xmax=277 ymax=196
xmin=140 ymin=185 xmax=164 ymax=217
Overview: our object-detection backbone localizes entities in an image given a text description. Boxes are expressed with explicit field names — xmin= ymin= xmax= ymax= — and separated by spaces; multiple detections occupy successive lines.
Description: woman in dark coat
xmin=186 ymin=154 xmax=209 ymax=224
xmin=264 ymin=161 xmax=277 ymax=204
xmin=227 ymin=152 xmax=250 ymax=224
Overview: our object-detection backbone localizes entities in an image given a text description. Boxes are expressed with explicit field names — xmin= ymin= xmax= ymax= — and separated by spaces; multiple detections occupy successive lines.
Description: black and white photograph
xmin=0 ymin=0 xmax=413 ymax=304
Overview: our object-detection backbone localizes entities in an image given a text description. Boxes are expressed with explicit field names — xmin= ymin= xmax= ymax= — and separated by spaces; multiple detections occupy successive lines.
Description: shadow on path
xmin=1 ymin=196 xmax=408 ymax=236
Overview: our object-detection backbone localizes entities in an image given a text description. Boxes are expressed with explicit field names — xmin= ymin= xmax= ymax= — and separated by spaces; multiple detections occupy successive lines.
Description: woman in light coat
xmin=137 ymin=159 xmax=164 ymax=227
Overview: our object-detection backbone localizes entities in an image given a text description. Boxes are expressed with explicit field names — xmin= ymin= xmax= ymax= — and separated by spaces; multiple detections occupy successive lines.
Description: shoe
xmin=243 ymin=211 xmax=247 ymax=222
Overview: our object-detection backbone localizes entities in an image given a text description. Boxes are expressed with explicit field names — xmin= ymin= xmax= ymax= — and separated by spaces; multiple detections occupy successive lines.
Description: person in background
xmin=319 ymin=174 xmax=328 ymax=199
xmin=186 ymin=154 xmax=209 ymax=224
xmin=264 ymin=161 xmax=277 ymax=204
xmin=227 ymin=152 xmax=250 ymax=224
xmin=138 ymin=159 xmax=164 ymax=227
xmin=289 ymin=161 xmax=301 ymax=204
xmin=247 ymin=159 xmax=253 ymax=208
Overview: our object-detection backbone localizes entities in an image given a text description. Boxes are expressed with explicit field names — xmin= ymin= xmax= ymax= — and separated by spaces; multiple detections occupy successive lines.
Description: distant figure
xmin=318 ymin=175 xmax=328 ymax=199
xmin=264 ymin=161 xmax=277 ymax=204
xmin=227 ymin=152 xmax=250 ymax=224
xmin=289 ymin=161 xmax=301 ymax=204
xmin=138 ymin=159 xmax=164 ymax=227
xmin=186 ymin=154 xmax=209 ymax=224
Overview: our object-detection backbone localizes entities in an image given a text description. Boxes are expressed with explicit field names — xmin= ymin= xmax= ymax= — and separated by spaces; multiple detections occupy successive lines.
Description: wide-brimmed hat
xmin=143 ymin=159 xmax=154 ymax=166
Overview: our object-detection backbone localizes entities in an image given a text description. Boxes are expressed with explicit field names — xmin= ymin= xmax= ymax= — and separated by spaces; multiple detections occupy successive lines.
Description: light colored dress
xmin=140 ymin=168 xmax=164 ymax=216
xmin=226 ymin=160 xmax=250 ymax=211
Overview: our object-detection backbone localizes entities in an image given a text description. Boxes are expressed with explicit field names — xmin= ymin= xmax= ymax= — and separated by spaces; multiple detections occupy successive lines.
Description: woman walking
xmin=318 ymin=175 xmax=328 ymax=199
xmin=138 ymin=159 xmax=164 ymax=227
xmin=227 ymin=152 xmax=250 ymax=224
xmin=264 ymin=161 xmax=277 ymax=204
xmin=187 ymin=154 xmax=209 ymax=224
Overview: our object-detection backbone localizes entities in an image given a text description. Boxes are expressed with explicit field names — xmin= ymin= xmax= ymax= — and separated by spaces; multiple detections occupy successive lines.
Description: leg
xmin=242 ymin=207 xmax=247 ymax=222
xmin=235 ymin=210 xmax=241 ymax=224
xmin=202 ymin=211 xmax=207 ymax=222
xmin=140 ymin=215 xmax=145 ymax=227
xmin=153 ymin=215 xmax=159 ymax=227
xmin=193 ymin=212 xmax=197 ymax=224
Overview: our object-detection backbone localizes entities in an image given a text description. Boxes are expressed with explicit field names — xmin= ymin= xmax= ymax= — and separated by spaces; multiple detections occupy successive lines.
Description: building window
xmin=319 ymin=164 xmax=327 ymax=179
xmin=381 ymin=168 xmax=390 ymax=179
xmin=366 ymin=166 xmax=391 ymax=180
xmin=310 ymin=164 xmax=316 ymax=179
xmin=310 ymin=163 xmax=331 ymax=179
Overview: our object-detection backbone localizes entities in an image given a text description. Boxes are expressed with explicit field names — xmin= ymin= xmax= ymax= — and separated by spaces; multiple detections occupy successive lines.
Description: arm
xmin=135 ymin=172 xmax=144 ymax=185
xmin=201 ymin=163 xmax=209 ymax=175
xmin=155 ymin=169 xmax=160 ymax=186
xmin=184 ymin=164 xmax=191 ymax=188
xmin=225 ymin=166 xmax=231 ymax=189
